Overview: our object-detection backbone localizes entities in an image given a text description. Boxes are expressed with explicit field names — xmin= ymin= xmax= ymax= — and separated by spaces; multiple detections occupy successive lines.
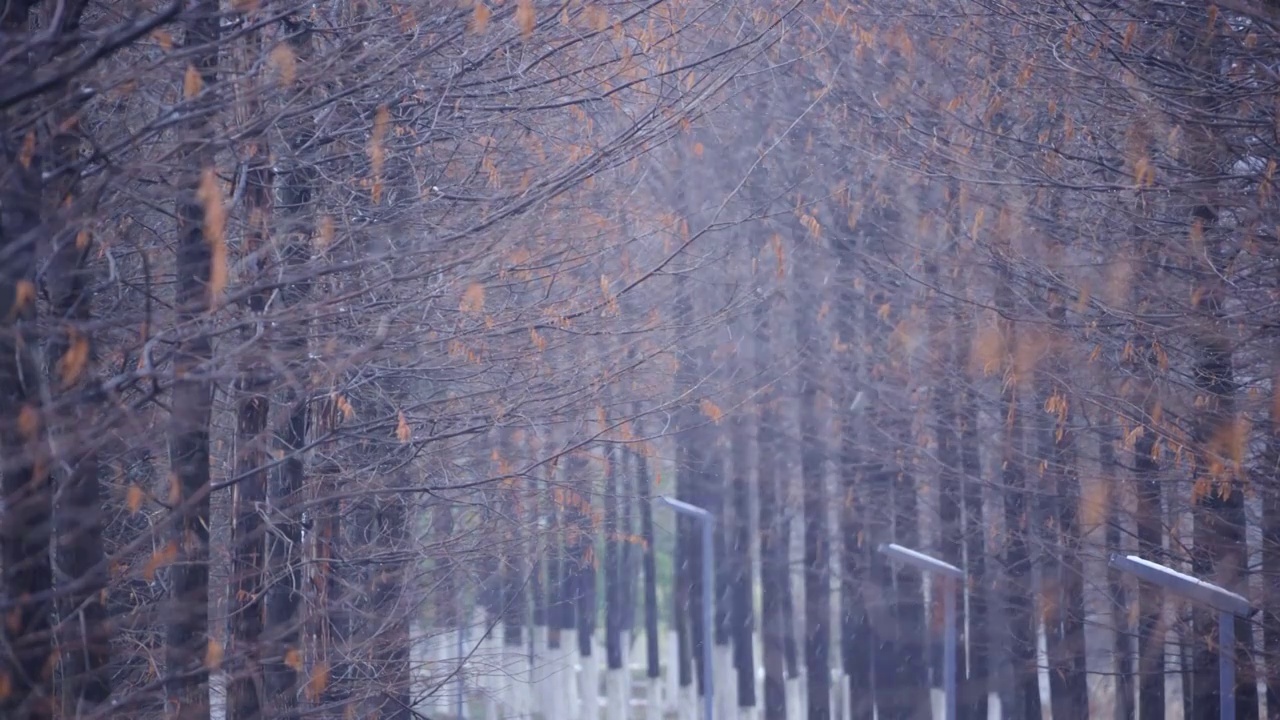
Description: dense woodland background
xmin=5 ymin=1 xmax=1280 ymax=719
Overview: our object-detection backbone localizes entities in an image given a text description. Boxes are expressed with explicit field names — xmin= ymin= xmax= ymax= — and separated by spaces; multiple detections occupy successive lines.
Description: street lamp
xmin=657 ymin=496 xmax=715 ymax=720
xmin=878 ymin=543 xmax=964 ymax=720
xmin=1108 ymin=553 xmax=1253 ymax=720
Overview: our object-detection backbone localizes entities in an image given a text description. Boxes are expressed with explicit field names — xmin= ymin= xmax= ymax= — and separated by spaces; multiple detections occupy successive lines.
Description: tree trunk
xmin=312 ymin=401 xmax=352 ymax=718
xmin=264 ymin=18 xmax=315 ymax=715
xmin=997 ymin=282 xmax=1040 ymax=720
xmin=369 ymin=495 xmax=411 ymax=720
xmin=634 ymin=432 xmax=661 ymax=681
xmin=1189 ymin=325 xmax=1256 ymax=720
xmin=890 ymin=448 xmax=930 ymax=720
xmin=1263 ymin=363 xmax=1280 ymax=720
xmin=756 ymin=293 xmax=788 ymax=720
xmin=225 ymin=122 xmax=273 ymax=720
xmin=867 ymin=461 xmax=904 ymax=720
xmin=1039 ymin=302 xmax=1089 ymax=720
xmin=1099 ymin=422 xmax=1135 ymax=720
xmin=798 ymin=292 xmax=831 ymax=720
xmin=833 ymin=231 xmax=872 ymax=720
xmin=606 ymin=444 xmax=623 ymax=672
xmin=932 ymin=289 xmax=964 ymax=702
xmin=839 ymin=393 xmax=873 ymax=719
xmin=958 ymin=377 xmax=989 ymax=720
xmin=573 ymin=480 xmax=598 ymax=658
xmin=165 ymin=6 xmax=220 ymax=717
xmin=0 ymin=104 xmax=53 ymax=720
xmin=730 ymin=406 xmax=758 ymax=709
xmin=46 ymin=101 xmax=111 ymax=716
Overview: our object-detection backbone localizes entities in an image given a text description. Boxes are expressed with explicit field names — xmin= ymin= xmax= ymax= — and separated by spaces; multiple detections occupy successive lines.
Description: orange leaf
xmin=127 ymin=484 xmax=145 ymax=514
xmin=472 ymin=2 xmax=491 ymax=33
xmin=57 ymin=329 xmax=90 ymax=388
xmin=9 ymin=279 xmax=35 ymax=320
xmin=307 ymin=662 xmax=330 ymax=700
xmin=285 ymin=647 xmax=304 ymax=671
xmin=205 ymin=638 xmax=224 ymax=669
xmin=17 ymin=405 xmax=40 ymax=441
xmin=516 ymin=0 xmax=536 ymax=36
xmin=183 ymin=64 xmax=203 ymax=99
xmin=143 ymin=541 xmax=178 ymax=582
xmin=396 ymin=411 xmax=411 ymax=443
xmin=970 ymin=207 xmax=985 ymax=241
xmin=334 ymin=394 xmax=356 ymax=421
xmin=270 ymin=43 xmax=297 ymax=86
xmin=700 ymin=398 xmax=725 ymax=424
xmin=18 ymin=132 xmax=36 ymax=169
xmin=197 ymin=168 xmax=227 ymax=303
xmin=460 ymin=283 xmax=486 ymax=313
xmin=153 ymin=29 xmax=174 ymax=51
xmin=316 ymin=215 xmax=335 ymax=253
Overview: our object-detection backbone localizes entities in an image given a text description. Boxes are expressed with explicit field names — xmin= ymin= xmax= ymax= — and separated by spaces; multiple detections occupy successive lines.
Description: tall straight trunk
xmin=532 ymin=483 xmax=547 ymax=633
xmin=226 ymin=117 xmax=273 ymax=720
xmin=674 ymin=278 xmax=706 ymax=696
xmin=634 ymin=432 xmax=661 ymax=680
xmin=730 ymin=407 xmax=757 ymax=708
xmin=166 ymin=6 xmax=220 ymax=717
xmin=554 ymin=472 xmax=578 ymax=646
xmin=866 ymin=461 xmax=903 ymax=720
xmin=606 ymin=444 xmax=623 ymax=671
xmin=797 ymin=297 xmax=831 ymax=720
xmin=839 ymin=399 xmax=872 ymax=719
xmin=572 ymin=467 xmax=597 ymax=660
xmin=434 ymin=501 xmax=459 ymax=631
xmin=1134 ymin=415 xmax=1165 ymax=720
xmin=1263 ymin=363 xmax=1280 ymax=720
xmin=619 ymin=445 xmax=637 ymax=640
xmin=674 ymin=441 xmax=695 ymax=688
xmin=1100 ymin=420 xmax=1135 ymax=720
xmin=711 ymin=439 xmax=731 ymax=652
xmin=0 ymin=3 xmax=52 ymax=715
xmin=997 ymin=285 xmax=1040 ymax=720
xmin=47 ymin=105 xmax=111 ymax=715
xmin=264 ymin=18 xmax=315 ymax=715
xmin=549 ymin=478 xmax=570 ymax=651
xmin=756 ymin=294 xmax=788 ymax=720
xmin=313 ymin=402 xmax=352 ymax=716
xmin=958 ymin=379 xmax=989 ymax=720
xmin=781 ymin=520 xmax=800 ymax=682
xmin=503 ymin=442 xmax=526 ymax=652
xmin=0 ymin=105 xmax=52 ymax=720
xmin=1039 ymin=302 xmax=1089 ymax=719
xmin=369 ymin=495 xmax=411 ymax=720
xmin=890 ymin=446 xmax=930 ymax=720
xmin=1189 ymin=320 xmax=1255 ymax=720
xmin=1174 ymin=6 xmax=1257 ymax=716
xmin=881 ymin=295 xmax=930 ymax=720
xmin=833 ymin=236 xmax=872 ymax=719
xmin=932 ymin=293 xmax=964 ymax=698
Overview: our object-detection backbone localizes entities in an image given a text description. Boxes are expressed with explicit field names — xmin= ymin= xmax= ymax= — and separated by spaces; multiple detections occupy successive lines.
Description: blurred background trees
xmin=6 ymin=0 xmax=1280 ymax=719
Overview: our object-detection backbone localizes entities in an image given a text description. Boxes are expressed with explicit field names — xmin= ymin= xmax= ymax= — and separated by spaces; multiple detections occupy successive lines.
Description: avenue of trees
xmin=6 ymin=1 xmax=1280 ymax=720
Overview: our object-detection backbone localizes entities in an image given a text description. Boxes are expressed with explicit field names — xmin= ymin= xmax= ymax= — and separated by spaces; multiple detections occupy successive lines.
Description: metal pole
xmin=1220 ymin=610 xmax=1235 ymax=720
xmin=942 ymin=577 xmax=957 ymax=720
xmin=701 ymin=516 xmax=715 ymax=720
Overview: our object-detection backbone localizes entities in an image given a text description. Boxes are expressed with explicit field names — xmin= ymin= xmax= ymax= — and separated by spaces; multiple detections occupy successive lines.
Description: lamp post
xmin=1108 ymin=553 xmax=1252 ymax=720
xmin=658 ymin=496 xmax=715 ymax=720
xmin=878 ymin=543 xmax=964 ymax=720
